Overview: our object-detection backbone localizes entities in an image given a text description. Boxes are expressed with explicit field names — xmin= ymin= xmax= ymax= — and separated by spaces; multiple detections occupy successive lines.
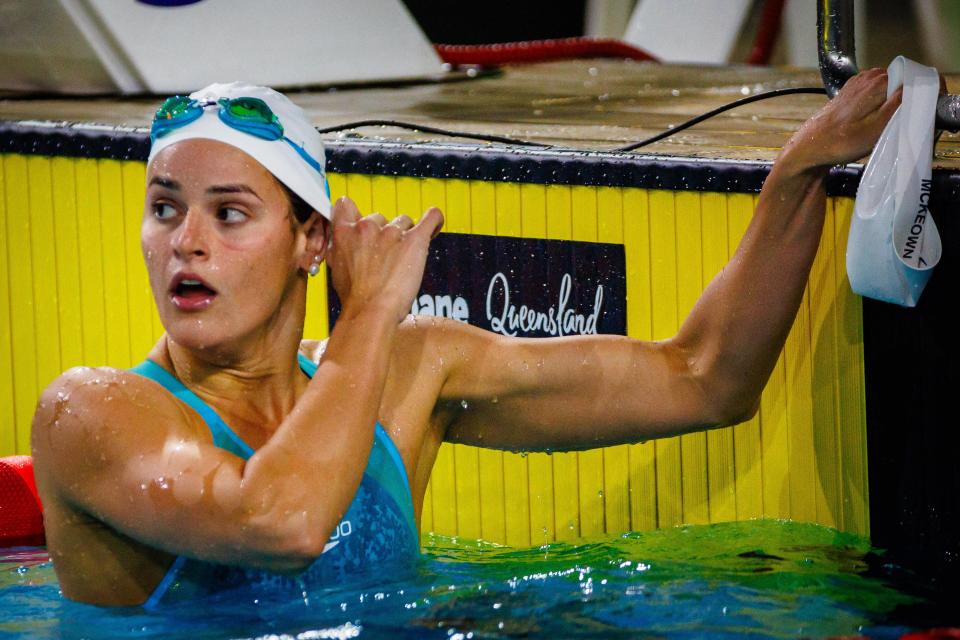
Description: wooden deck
xmin=2 ymin=60 xmax=958 ymax=167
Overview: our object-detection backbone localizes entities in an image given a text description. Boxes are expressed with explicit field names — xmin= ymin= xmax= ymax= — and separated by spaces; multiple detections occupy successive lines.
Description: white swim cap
xmin=147 ymin=81 xmax=331 ymax=219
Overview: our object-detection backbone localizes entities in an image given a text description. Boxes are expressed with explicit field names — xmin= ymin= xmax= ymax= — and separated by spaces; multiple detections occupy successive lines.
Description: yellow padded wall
xmin=331 ymin=172 xmax=869 ymax=539
xmin=0 ymin=157 xmax=869 ymax=540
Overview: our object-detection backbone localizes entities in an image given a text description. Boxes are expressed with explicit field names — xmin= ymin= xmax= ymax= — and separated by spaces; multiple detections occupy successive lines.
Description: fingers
xmin=843 ymin=68 xmax=889 ymax=113
xmin=839 ymin=67 xmax=883 ymax=96
xmin=854 ymin=87 xmax=901 ymax=151
xmin=387 ymin=209 xmax=443 ymax=239
xmin=348 ymin=210 xmax=415 ymax=231
xmin=387 ymin=214 xmax=414 ymax=232
xmin=331 ymin=197 xmax=361 ymax=225
xmin=408 ymin=207 xmax=444 ymax=241
xmin=361 ymin=213 xmax=388 ymax=228
xmin=327 ymin=206 xmax=442 ymax=323
xmin=332 ymin=199 xmax=442 ymax=241
xmin=880 ymin=87 xmax=903 ymax=120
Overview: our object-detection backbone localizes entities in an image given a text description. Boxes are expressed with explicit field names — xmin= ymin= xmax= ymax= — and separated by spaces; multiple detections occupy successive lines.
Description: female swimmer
xmin=31 ymin=71 xmax=900 ymax=606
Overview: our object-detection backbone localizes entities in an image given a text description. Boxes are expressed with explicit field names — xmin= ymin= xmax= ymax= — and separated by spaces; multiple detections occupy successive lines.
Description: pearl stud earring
xmin=308 ymin=256 xmax=321 ymax=277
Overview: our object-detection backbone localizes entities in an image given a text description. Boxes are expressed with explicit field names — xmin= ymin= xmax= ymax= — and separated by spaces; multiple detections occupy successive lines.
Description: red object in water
xmin=0 ymin=456 xmax=45 ymax=547
xmin=434 ymin=37 xmax=658 ymax=67
xmin=901 ymin=631 xmax=960 ymax=639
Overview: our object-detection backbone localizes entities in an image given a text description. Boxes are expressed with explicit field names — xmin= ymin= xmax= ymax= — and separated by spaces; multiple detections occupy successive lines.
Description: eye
xmin=153 ymin=203 xmax=177 ymax=220
xmin=217 ymin=207 xmax=247 ymax=224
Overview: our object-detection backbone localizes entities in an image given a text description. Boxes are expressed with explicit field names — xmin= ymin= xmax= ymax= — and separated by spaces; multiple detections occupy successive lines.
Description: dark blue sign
xmin=327 ymin=234 xmax=626 ymax=338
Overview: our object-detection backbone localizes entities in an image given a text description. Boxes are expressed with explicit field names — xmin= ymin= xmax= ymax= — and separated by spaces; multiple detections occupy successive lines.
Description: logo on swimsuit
xmin=321 ymin=520 xmax=353 ymax=554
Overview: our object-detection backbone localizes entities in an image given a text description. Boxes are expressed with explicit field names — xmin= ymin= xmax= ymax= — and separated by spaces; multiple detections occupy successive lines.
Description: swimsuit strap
xmin=129 ymin=355 xmax=411 ymax=492
xmin=130 ymin=360 xmax=254 ymax=459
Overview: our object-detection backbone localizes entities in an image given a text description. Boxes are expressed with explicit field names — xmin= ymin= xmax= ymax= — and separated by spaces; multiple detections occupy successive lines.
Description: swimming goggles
xmin=150 ymin=95 xmax=324 ymax=175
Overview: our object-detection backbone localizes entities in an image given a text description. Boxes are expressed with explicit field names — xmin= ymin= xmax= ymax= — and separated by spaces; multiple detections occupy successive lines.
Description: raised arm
xmin=437 ymin=69 xmax=900 ymax=451
xmin=32 ymin=199 xmax=443 ymax=590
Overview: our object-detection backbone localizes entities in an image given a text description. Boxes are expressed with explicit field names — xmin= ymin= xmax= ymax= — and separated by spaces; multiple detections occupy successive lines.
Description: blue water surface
xmin=0 ymin=520 xmax=949 ymax=639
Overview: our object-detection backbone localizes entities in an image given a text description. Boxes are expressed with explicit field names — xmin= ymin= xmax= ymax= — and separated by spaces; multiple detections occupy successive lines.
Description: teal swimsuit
xmin=130 ymin=354 xmax=419 ymax=608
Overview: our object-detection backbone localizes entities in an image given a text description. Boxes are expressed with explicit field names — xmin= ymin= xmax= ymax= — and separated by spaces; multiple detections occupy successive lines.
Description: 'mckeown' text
xmin=902 ymin=178 xmax=933 ymax=267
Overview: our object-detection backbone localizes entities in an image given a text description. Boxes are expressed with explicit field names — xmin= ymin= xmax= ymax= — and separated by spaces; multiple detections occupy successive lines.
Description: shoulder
xmin=302 ymin=317 xmax=509 ymax=392
xmin=396 ymin=313 xmax=500 ymax=346
xmin=301 ymin=317 xmax=486 ymax=366
xmin=391 ymin=315 xmax=514 ymax=388
xmin=31 ymin=366 xmax=197 ymax=487
xmin=34 ymin=365 xmax=184 ymax=428
xmin=393 ymin=314 xmax=481 ymax=364
xmin=302 ymin=316 xmax=498 ymax=356
xmin=33 ymin=366 xmax=140 ymax=430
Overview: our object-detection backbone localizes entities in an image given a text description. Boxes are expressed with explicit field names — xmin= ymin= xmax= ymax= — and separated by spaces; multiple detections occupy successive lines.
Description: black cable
xmin=612 ymin=87 xmax=828 ymax=152
xmin=314 ymin=87 xmax=829 ymax=152
xmin=316 ymin=119 xmax=544 ymax=147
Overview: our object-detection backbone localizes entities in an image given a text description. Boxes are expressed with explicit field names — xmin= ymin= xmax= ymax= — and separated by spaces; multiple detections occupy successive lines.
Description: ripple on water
xmin=0 ymin=520 xmax=945 ymax=639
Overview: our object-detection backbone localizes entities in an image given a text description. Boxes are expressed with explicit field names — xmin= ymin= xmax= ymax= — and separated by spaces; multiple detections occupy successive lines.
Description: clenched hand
xmin=327 ymin=197 xmax=444 ymax=325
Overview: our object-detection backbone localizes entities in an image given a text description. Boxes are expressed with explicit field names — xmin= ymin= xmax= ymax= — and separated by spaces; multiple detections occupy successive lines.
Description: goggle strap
xmin=282 ymin=137 xmax=324 ymax=175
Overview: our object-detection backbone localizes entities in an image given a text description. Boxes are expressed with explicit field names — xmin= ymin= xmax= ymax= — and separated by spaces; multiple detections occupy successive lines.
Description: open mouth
xmin=170 ymin=276 xmax=218 ymax=310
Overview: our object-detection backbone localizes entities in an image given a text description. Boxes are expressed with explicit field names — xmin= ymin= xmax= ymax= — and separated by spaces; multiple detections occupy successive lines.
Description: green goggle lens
xmin=220 ymin=97 xmax=278 ymax=123
xmin=156 ymin=95 xmax=195 ymax=121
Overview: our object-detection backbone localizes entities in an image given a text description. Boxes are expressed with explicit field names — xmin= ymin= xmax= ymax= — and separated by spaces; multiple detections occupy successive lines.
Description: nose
xmin=172 ymin=209 xmax=209 ymax=260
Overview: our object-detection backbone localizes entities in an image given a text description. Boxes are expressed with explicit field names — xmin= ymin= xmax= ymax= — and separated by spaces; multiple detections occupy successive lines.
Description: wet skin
xmin=31 ymin=70 xmax=902 ymax=606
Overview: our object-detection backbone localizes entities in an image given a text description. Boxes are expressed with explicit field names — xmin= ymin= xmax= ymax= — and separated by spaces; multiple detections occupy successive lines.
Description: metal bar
xmin=817 ymin=0 xmax=858 ymax=97
xmin=817 ymin=0 xmax=960 ymax=131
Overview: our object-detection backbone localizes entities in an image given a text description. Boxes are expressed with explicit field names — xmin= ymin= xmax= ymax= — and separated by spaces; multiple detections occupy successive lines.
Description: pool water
xmin=0 ymin=520 xmax=951 ymax=639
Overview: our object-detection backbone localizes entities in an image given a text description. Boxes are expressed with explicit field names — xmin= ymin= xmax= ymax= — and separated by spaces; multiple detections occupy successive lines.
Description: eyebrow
xmin=148 ymin=176 xmax=179 ymax=190
xmin=206 ymin=184 xmax=263 ymax=201
xmin=147 ymin=177 xmax=263 ymax=202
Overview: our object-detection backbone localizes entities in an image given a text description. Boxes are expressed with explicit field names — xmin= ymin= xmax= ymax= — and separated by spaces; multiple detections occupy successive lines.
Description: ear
xmin=298 ymin=211 xmax=332 ymax=274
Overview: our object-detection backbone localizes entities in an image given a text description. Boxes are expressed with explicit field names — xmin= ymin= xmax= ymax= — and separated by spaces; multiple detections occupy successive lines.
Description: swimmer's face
xmin=142 ymin=139 xmax=323 ymax=352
